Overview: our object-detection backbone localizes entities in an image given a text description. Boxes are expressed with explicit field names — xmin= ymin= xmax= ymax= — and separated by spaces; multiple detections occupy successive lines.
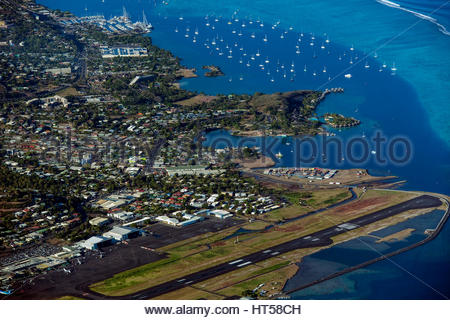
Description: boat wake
xmin=375 ymin=0 xmax=450 ymax=36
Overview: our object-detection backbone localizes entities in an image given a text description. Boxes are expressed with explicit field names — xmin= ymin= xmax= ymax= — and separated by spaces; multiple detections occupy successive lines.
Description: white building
xmin=89 ymin=217 xmax=111 ymax=227
xmin=108 ymin=211 xmax=134 ymax=221
xmin=207 ymin=194 xmax=219 ymax=204
xmin=156 ymin=215 xmax=179 ymax=226
xmin=81 ymin=236 xmax=112 ymax=250
xmin=103 ymin=226 xmax=141 ymax=241
xmin=209 ymin=209 xmax=233 ymax=219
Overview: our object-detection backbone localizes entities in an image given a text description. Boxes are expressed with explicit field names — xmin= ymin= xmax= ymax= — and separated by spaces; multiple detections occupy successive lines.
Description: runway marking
xmin=185 ymin=281 xmax=193 ymax=285
xmin=263 ymin=249 xmax=272 ymax=253
xmin=271 ymin=251 xmax=280 ymax=255
xmin=177 ymin=279 xmax=186 ymax=283
xmin=229 ymin=259 xmax=244 ymax=265
xmin=237 ymin=261 xmax=252 ymax=267
xmin=303 ymin=236 xmax=312 ymax=240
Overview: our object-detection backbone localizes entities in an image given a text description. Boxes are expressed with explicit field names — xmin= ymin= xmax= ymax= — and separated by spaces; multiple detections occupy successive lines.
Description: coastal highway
xmin=87 ymin=194 xmax=442 ymax=300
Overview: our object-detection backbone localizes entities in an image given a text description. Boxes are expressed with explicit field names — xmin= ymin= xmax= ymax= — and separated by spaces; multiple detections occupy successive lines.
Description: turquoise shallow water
xmin=38 ymin=0 xmax=450 ymax=299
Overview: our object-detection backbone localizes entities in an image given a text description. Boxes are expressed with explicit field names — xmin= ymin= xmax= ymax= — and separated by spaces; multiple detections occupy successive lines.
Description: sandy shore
xmin=176 ymin=68 xmax=198 ymax=78
xmin=233 ymin=155 xmax=276 ymax=169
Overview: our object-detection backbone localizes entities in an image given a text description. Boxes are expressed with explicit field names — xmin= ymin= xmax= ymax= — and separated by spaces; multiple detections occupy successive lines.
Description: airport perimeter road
xmin=91 ymin=195 xmax=442 ymax=300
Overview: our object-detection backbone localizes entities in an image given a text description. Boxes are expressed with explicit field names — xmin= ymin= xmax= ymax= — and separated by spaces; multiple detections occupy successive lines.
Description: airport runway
xmin=100 ymin=194 xmax=442 ymax=299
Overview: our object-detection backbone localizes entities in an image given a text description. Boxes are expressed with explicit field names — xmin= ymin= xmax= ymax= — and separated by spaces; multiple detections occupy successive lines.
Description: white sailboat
xmin=391 ymin=62 xmax=397 ymax=72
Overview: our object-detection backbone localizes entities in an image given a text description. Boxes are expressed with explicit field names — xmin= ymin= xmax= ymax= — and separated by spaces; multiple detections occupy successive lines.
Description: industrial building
xmin=89 ymin=217 xmax=111 ymax=227
xmin=156 ymin=215 xmax=179 ymax=226
xmin=209 ymin=209 xmax=233 ymax=219
xmin=177 ymin=215 xmax=205 ymax=227
xmin=103 ymin=226 xmax=141 ymax=241
xmin=81 ymin=236 xmax=113 ymax=250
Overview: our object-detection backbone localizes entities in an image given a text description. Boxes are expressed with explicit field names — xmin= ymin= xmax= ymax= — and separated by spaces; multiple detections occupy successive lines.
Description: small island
xmin=202 ymin=65 xmax=225 ymax=77
xmin=324 ymin=113 xmax=361 ymax=128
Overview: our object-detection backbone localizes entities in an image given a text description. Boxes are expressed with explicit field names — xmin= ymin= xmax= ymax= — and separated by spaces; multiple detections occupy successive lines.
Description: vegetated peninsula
xmin=324 ymin=112 xmax=361 ymax=128
xmin=202 ymin=65 xmax=224 ymax=77
xmin=196 ymin=90 xmax=330 ymax=136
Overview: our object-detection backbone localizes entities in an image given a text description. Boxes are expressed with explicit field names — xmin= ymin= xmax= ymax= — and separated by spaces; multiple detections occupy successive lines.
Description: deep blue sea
xmin=39 ymin=0 xmax=450 ymax=299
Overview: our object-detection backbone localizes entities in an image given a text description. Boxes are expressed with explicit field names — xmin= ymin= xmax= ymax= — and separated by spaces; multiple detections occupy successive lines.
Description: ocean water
xmin=38 ymin=0 xmax=450 ymax=299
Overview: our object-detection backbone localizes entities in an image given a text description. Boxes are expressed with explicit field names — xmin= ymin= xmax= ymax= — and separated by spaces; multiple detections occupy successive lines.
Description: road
xmin=83 ymin=194 xmax=442 ymax=299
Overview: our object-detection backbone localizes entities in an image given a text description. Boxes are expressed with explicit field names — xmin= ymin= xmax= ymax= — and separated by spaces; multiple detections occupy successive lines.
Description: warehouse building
xmin=81 ymin=236 xmax=113 ymax=250
xmin=209 ymin=209 xmax=233 ymax=219
xmin=103 ymin=226 xmax=141 ymax=241
xmin=156 ymin=215 xmax=179 ymax=226
xmin=89 ymin=217 xmax=111 ymax=227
